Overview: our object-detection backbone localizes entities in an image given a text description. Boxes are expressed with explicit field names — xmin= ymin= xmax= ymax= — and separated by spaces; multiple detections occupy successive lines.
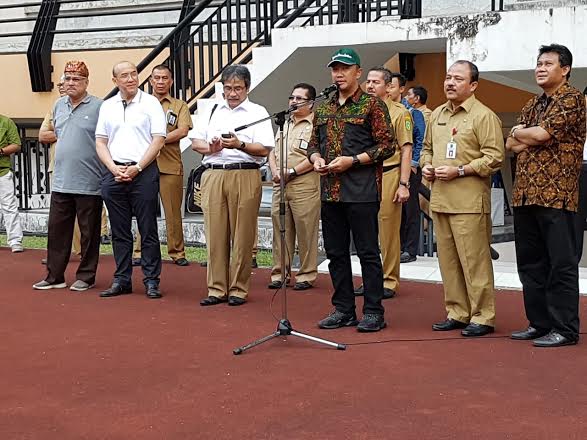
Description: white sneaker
xmin=33 ymin=280 xmax=67 ymax=290
xmin=70 ymin=280 xmax=95 ymax=291
xmin=11 ymin=243 xmax=24 ymax=253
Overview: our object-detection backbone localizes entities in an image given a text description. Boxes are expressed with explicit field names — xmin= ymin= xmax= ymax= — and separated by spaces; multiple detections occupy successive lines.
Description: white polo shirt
xmin=191 ymin=98 xmax=275 ymax=165
xmin=95 ymin=90 xmax=166 ymax=163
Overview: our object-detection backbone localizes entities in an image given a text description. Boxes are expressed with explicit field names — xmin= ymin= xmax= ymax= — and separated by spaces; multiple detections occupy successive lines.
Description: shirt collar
xmin=67 ymin=93 xmax=91 ymax=107
xmin=329 ymin=86 xmax=364 ymax=106
xmin=115 ymin=89 xmax=143 ymax=104
xmin=158 ymin=93 xmax=173 ymax=103
xmin=443 ymin=94 xmax=477 ymax=114
xmin=289 ymin=112 xmax=314 ymax=125
xmin=539 ymin=81 xmax=570 ymax=102
xmin=219 ymin=97 xmax=252 ymax=111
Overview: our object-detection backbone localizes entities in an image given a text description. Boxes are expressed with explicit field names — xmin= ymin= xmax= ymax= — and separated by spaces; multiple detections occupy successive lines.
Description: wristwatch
xmin=399 ymin=181 xmax=410 ymax=189
xmin=239 ymin=141 xmax=246 ymax=150
xmin=351 ymin=155 xmax=361 ymax=168
xmin=457 ymin=165 xmax=465 ymax=177
xmin=288 ymin=168 xmax=297 ymax=178
xmin=135 ymin=163 xmax=143 ymax=173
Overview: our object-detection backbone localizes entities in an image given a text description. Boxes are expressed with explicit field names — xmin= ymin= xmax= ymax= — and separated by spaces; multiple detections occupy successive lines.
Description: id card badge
xmin=166 ymin=110 xmax=178 ymax=126
xmin=299 ymin=139 xmax=309 ymax=151
xmin=446 ymin=141 xmax=457 ymax=159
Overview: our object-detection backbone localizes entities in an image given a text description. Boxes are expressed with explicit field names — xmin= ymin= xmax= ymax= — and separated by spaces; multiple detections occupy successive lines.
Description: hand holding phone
xmin=221 ymin=133 xmax=232 ymax=139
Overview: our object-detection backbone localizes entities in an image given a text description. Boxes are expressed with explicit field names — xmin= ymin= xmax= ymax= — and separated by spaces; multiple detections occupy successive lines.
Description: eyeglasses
xmin=288 ymin=95 xmax=310 ymax=102
xmin=64 ymin=76 xmax=86 ymax=83
xmin=223 ymin=85 xmax=246 ymax=94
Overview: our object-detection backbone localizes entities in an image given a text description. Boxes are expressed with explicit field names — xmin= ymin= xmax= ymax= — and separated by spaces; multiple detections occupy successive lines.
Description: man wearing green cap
xmin=307 ymin=47 xmax=396 ymax=332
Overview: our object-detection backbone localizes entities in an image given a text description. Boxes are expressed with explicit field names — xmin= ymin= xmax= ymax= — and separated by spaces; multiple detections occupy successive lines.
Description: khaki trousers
xmin=134 ymin=174 xmax=185 ymax=260
xmin=270 ymin=178 xmax=320 ymax=284
xmin=379 ymin=167 xmax=402 ymax=292
xmin=73 ymin=206 xmax=108 ymax=256
xmin=432 ymin=211 xmax=495 ymax=326
xmin=201 ymin=169 xmax=262 ymax=299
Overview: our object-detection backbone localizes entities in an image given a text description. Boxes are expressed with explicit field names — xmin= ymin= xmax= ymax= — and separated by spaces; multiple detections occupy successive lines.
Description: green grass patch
xmin=1 ymin=234 xmax=273 ymax=267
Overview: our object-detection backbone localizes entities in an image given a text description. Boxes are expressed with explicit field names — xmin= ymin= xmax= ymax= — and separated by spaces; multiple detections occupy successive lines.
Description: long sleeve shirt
xmin=307 ymin=87 xmax=396 ymax=203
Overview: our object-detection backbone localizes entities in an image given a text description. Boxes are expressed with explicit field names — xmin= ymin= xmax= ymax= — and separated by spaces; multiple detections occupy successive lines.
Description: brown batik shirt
xmin=512 ymin=82 xmax=587 ymax=212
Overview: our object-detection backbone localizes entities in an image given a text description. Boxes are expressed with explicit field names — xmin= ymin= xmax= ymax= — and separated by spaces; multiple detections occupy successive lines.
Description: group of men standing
xmin=3 ymin=42 xmax=585 ymax=346
xmin=32 ymin=60 xmax=192 ymax=300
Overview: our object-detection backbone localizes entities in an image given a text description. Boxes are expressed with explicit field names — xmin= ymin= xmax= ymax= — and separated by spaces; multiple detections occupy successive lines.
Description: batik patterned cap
xmin=64 ymin=60 xmax=89 ymax=78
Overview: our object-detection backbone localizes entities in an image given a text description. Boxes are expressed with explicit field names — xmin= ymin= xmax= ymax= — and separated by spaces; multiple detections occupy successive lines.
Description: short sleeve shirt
xmin=0 ymin=115 xmax=21 ymax=177
xmin=157 ymin=95 xmax=193 ymax=175
xmin=191 ymin=98 xmax=275 ymax=166
xmin=95 ymin=90 xmax=167 ymax=163
xmin=52 ymin=94 xmax=104 ymax=195
xmin=383 ymin=99 xmax=413 ymax=167
xmin=512 ymin=82 xmax=587 ymax=212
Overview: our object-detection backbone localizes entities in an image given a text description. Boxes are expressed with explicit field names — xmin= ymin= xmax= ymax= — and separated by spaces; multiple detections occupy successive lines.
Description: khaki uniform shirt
xmin=40 ymin=111 xmax=57 ymax=173
xmin=419 ymin=105 xmax=432 ymax=127
xmin=420 ymin=95 xmax=504 ymax=214
xmin=275 ymin=113 xmax=318 ymax=186
xmin=383 ymin=98 xmax=413 ymax=167
xmin=157 ymin=95 xmax=193 ymax=175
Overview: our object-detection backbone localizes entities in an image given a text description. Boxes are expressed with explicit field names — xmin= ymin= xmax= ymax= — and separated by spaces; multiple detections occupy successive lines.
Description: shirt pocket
xmin=293 ymin=128 xmax=312 ymax=154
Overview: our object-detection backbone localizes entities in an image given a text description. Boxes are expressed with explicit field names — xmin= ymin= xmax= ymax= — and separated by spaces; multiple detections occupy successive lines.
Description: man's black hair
xmin=452 ymin=60 xmax=479 ymax=83
xmin=390 ymin=72 xmax=407 ymax=87
xmin=410 ymin=86 xmax=428 ymax=104
xmin=538 ymin=44 xmax=573 ymax=80
xmin=291 ymin=82 xmax=317 ymax=101
xmin=368 ymin=67 xmax=393 ymax=84
xmin=221 ymin=64 xmax=251 ymax=89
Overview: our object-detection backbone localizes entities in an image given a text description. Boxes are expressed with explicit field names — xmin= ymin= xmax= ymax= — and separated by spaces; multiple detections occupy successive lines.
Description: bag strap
xmin=209 ymin=103 xmax=218 ymax=123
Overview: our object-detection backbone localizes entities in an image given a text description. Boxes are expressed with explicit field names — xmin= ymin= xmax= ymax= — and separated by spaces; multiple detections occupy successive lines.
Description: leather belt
xmin=382 ymin=163 xmax=400 ymax=173
xmin=206 ymin=162 xmax=260 ymax=170
xmin=113 ymin=160 xmax=137 ymax=166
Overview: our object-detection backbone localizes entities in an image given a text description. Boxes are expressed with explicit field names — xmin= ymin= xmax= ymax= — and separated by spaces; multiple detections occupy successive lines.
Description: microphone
xmin=122 ymin=100 xmax=128 ymax=110
xmin=318 ymin=83 xmax=338 ymax=98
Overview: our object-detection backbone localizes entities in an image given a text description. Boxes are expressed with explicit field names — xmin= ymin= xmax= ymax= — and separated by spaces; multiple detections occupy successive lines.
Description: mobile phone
xmin=221 ymin=133 xmax=232 ymax=139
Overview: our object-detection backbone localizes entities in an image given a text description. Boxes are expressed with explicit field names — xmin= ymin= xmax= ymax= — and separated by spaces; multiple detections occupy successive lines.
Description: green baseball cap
xmin=327 ymin=48 xmax=361 ymax=67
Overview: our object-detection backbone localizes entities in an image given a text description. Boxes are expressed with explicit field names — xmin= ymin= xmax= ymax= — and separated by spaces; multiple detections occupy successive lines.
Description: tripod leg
xmin=290 ymin=330 xmax=346 ymax=350
xmin=233 ymin=331 xmax=281 ymax=355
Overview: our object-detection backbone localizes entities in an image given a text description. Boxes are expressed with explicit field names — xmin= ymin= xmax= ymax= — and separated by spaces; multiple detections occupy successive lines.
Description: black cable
xmin=344 ymin=331 xmax=587 ymax=346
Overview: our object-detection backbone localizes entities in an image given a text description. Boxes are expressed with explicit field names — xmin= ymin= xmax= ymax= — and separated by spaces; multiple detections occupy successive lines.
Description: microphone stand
xmin=233 ymin=90 xmax=345 ymax=355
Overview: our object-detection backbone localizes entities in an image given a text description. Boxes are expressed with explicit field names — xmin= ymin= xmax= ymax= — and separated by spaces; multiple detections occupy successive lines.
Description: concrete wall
xmin=1 ymin=49 xmax=169 ymax=119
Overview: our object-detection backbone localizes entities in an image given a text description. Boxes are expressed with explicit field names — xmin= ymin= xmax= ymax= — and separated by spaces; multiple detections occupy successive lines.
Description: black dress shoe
xmin=357 ymin=314 xmax=387 ymax=332
xmin=268 ymin=280 xmax=284 ymax=289
xmin=533 ymin=331 xmax=578 ymax=347
xmin=228 ymin=296 xmax=246 ymax=306
xmin=461 ymin=323 xmax=494 ymax=337
xmin=432 ymin=318 xmax=468 ymax=331
xmin=383 ymin=288 xmax=396 ymax=299
xmin=400 ymin=252 xmax=417 ymax=263
xmin=174 ymin=258 xmax=190 ymax=267
xmin=354 ymin=284 xmax=364 ymax=296
xmin=145 ymin=284 xmax=162 ymax=299
xmin=100 ymin=283 xmax=132 ymax=298
xmin=200 ymin=296 xmax=227 ymax=306
xmin=132 ymin=258 xmax=141 ymax=266
xmin=511 ymin=326 xmax=550 ymax=340
xmin=293 ymin=281 xmax=313 ymax=291
xmin=251 ymin=258 xmax=258 ymax=268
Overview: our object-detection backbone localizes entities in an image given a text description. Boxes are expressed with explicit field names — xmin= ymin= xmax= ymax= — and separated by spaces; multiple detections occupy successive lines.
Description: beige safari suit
xmin=420 ymin=95 xmax=504 ymax=326
xmin=270 ymin=114 xmax=320 ymax=284
xmin=380 ymin=99 xmax=413 ymax=292
xmin=134 ymin=95 xmax=193 ymax=261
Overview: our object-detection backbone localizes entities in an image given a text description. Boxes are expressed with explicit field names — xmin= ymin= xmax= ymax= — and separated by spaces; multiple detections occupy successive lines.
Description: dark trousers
xmin=400 ymin=167 xmax=422 ymax=256
xmin=321 ymin=201 xmax=384 ymax=316
xmin=101 ymin=163 xmax=161 ymax=287
xmin=514 ymin=205 xmax=580 ymax=340
xmin=46 ymin=191 xmax=102 ymax=285
xmin=575 ymin=163 xmax=587 ymax=261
